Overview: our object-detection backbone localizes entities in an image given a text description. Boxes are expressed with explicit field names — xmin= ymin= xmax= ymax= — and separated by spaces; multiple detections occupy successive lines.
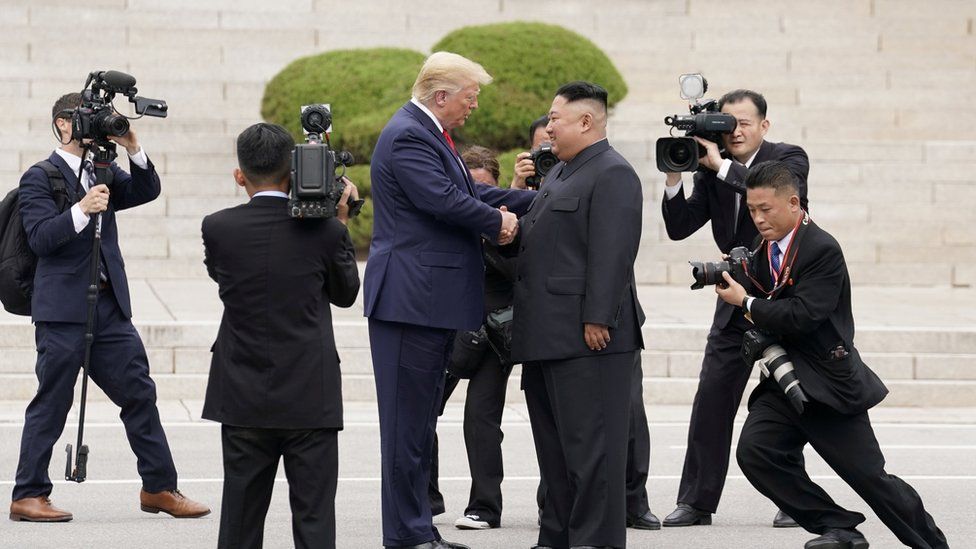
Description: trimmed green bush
xmin=261 ymin=48 xmax=426 ymax=163
xmin=432 ymin=22 xmax=628 ymax=152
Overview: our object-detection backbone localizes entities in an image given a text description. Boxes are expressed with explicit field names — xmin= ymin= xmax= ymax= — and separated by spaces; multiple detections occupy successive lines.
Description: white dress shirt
xmin=746 ymin=226 xmax=797 ymax=312
xmin=56 ymin=147 xmax=149 ymax=233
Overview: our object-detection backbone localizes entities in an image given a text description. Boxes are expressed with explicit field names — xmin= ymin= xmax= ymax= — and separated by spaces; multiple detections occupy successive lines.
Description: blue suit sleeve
xmin=390 ymin=131 xmax=501 ymax=237
xmin=108 ymin=158 xmax=162 ymax=211
xmin=476 ymin=184 xmax=536 ymax=216
xmin=18 ymin=166 xmax=78 ymax=258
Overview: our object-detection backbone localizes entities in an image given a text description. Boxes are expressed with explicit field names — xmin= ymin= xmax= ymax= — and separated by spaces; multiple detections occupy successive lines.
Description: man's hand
xmin=108 ymin=128 xmax=141 ymax=156
xmin=79 ymin=184 xmax=110 ymax=215
xmin=664 ymin=172 xmax=682 ymax=187
xmin=693 ymin=136 xmax=723 ymax=172
xmin=510 ymin=152 xmax=535 ymax=190
xmin=715 ymin=271 xmax=747 ymax=306
xmin=336 ymin=176 xmax=360 ymax=226
xmin=498 ymin=205 xmax=518 ymax=245
xmin=584 ymin=323 xmax=610 ymax=351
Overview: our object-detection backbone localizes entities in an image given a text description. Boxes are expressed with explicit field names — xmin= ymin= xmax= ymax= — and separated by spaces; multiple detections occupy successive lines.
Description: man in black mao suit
xmin=511 ymin=81 xmax=645 ymax=549
xmin=201 ymin=123 xmax=361 ymax=549
xmin=717 ymin=160 xmax=948 ymax=549
xmin=661 ymin=89 xmax=809 ymax=528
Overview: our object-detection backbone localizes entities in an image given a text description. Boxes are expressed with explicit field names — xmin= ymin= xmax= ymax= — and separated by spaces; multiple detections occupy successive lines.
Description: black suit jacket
xmin=201 ymin=196 xmax=360 ymax=429
xmin=746 ymin=219 xmax=888 ymax=415
xmin=662 ymin=140 xmax=809 ymax=329
xmin=510 ymin=139 xmax=645 ymax=362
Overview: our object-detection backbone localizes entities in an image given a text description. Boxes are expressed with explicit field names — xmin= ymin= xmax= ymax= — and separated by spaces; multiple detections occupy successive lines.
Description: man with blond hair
xmin=364 ymin=51 xmax=534 ymax=549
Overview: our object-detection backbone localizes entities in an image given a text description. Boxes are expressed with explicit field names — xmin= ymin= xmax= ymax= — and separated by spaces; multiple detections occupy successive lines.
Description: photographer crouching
xmin=715 ymin=161 xmax=948 ymax=549
xmin=201 ymin=123 xmax=360 ymax=549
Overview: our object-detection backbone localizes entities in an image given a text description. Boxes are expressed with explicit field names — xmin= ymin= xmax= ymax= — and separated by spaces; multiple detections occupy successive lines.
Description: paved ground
xmin=0 ymin=401 xmax=972 ymax=549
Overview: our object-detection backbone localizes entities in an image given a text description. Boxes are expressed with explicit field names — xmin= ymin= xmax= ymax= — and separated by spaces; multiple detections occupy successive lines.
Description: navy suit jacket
xmin=364 ymin=101 xmax=535 ymax=330
xmin=19 ymin=151 xmax=161 ymax=322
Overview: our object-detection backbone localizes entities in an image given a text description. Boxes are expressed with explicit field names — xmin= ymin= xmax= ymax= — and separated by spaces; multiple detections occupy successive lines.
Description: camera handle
xmin=65 ymin=142 xmax=116 ymax=483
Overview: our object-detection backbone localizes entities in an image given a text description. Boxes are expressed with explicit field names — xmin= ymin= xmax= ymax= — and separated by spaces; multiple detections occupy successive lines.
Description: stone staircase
xmin=0 ymin=0 xmax=973 ymax=405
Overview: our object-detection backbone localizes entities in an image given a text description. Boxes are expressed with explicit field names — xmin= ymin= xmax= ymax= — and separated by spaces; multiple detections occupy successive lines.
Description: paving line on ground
xmin=2 ymin=475 xmax=975 ymax=487
xmin=2 ymin=421 xmax=976 ymax=429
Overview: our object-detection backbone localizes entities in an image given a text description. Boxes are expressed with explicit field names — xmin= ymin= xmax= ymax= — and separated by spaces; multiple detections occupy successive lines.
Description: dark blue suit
xmin=365 ymin=101 xmax=534 ymax=546
xmin=12 ymin=150 xmax=177 ymax=501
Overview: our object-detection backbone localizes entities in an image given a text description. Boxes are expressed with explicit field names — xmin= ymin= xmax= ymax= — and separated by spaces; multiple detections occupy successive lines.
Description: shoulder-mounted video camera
xmin=71 ymin=70 xmax=168 ymax=146
xmin=656 ymin=73 xmax=737 ymax=173
xmin=289 ymin=104 xmax=363 ymax=219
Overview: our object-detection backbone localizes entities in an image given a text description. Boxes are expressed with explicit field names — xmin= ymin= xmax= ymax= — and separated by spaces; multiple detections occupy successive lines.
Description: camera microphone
xmin=99 ymin=70 xmax=137 ymax=91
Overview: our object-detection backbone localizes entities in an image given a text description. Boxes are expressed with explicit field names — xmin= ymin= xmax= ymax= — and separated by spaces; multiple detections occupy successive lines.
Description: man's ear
xmin=789 ymin=193 xmax=800 ymax=211
xmin=233 ymin=168 xmax=247 ymax=188
xmin=434 ymin=90 xmax=448 ymax=107
xmin=579 ymin=112 xmax=593 ymax=133
xmin=760 ymin=118 xmax=770 ymax=137
xmin=55 ymin=118 xmax=72 ymax=143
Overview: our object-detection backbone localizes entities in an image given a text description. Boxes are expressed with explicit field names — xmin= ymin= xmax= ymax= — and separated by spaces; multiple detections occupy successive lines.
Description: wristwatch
xmin=741 ymin=295 xmax=750 ymax=312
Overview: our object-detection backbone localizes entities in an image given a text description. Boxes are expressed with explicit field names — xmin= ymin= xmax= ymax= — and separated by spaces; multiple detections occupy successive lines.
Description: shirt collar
xmin=743 ymin=146 xmax=761 ymax=168
xmin=410 ymin=97 xmax=444 ymax=134
xmin=252 ymin=190 xmax=288 ymax=199
xmin=773 ymin=226 xmax=796 ymax=254
xmin=54 ymin=148 xmax=88 ymax=174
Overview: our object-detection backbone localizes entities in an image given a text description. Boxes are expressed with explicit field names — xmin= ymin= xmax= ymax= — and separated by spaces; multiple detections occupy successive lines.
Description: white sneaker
xmin=454 ymin=514 xmax=492 ymax=530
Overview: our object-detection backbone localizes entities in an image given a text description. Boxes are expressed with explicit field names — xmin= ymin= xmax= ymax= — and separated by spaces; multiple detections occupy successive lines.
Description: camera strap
xmin=749 ymin=212 xmax=809 ymax=298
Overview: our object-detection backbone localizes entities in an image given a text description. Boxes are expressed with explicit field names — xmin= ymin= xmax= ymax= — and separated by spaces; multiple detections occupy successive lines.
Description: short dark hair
xmin=52 ymin=92 xmax=81 ymax=121
xmin=236 ymin=123 xmax=295 ymax=186
xmin=528 ymin=115 xmax=549 ymax=144
xmin=745 ymin=160 xmax=799 ymax=195
xmin=718 ymin=89 xmax=767 ymax=118
xmin=555 ymin=81 xmax=608 ymax=112
xmin=461 ymin=145 xmax=499 ymax=183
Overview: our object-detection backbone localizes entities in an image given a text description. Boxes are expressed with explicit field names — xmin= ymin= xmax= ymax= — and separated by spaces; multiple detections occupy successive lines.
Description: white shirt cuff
xmin=717 ymin=158 xmax=733 ymax=181
xmin=128 ymin=147 xmax=149 ymax=169
xmin=746 ymin=296 xmax=756 ymax=312
xmin=664 ymin=180 xmax=683 ymax=200
xmin=70 ymin=203 xmax=90 ymax=233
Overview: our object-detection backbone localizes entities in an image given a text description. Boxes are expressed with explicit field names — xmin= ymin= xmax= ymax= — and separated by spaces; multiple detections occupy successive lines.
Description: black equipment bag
xmin=485 ymin=305 xmax=514 ymax=368
xmin=448 ymin=326 xmax=491 ymax=379
xmin=0 ymin=161 xmax=72 ymax=315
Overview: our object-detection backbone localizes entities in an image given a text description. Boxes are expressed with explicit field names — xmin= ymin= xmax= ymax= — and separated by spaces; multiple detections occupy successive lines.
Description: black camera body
xmin=71 ymin=70 xmax=167 ymax=146
xmin=525 ymin=143 xmax=558 ymax=189
xmin=656 ymin=74 xmax=737 ymax=173
xmin=289 ymin=104 xmax=363 ymax=219
xmin=741 ymin=328 xmax=809 ymax=414
xmin=689 ymin=245 xmax=754 ymax=290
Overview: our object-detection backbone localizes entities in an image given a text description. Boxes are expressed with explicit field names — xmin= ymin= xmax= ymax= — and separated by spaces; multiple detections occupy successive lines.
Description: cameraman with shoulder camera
xmin=661 ymin=89 xmax=808 ymax=528
xmin=201 ymin=123 xmax=360 ymax=549
xmin=10 ymin=92 xmax=209 ymax=522
xmin=715 ymin=161 xmax=948 ymax=549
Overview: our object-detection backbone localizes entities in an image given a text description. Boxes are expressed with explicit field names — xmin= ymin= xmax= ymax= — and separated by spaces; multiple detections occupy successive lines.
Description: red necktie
xmin=442 ymin=130 xmax=457 ymax=154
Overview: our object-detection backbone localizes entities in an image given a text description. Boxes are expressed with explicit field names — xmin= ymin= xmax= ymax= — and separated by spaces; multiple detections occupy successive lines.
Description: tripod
xmin=64 ymin=141 xmax=116 ymax=483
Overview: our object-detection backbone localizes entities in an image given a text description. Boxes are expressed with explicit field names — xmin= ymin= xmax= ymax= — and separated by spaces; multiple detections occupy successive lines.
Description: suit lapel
xmin=402 ymin=102 xmax=476 ymax=196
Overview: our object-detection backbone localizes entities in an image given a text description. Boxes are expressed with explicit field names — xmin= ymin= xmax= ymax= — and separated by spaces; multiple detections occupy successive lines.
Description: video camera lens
xmin=657 ymin=137 xmax=698 ymax=172
xmin=301 ymin=104 xmax=332 ymax=134
xmin=94 ymin=109 xmax=129 ymax=138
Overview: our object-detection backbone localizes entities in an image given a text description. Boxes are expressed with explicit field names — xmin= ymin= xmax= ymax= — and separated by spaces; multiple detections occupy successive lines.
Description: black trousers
xmin=218 ymin=425 xmax=339 ymax=549
xmin=535 ymin=353 xmax=651 ymax=519
xmin=13 ymin=291 xmax=177 ymax=501
xmin=676 ymin=312 xmax=756 ymax=512
xmin=737 ymin=384 xmax=949 ymax=549
xmin=428 ymin=351 xmax=512 ymax=525
xmin=524 ymin=351 xmax=637 ymax=549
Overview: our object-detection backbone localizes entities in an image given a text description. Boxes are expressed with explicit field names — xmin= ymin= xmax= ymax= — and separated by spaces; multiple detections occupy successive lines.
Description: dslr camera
xmin=688 ymin=245 xmax=754 ymax=290
xmin=741 ymin=329 xmax=809 ymax=414
xmin=71 ymin=70 xmax=168 ymax=146
xmin=289 ymin=104 xmax=363 ymax=219
xmin=656 ymin=73 xmax=737 ymax=173
xmin=525 ymin=142 xmax=558 ymax=189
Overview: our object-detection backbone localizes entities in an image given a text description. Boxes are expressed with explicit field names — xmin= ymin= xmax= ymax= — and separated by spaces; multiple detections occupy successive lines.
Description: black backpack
xmin=0 ymin=161 xmax=72 ymax=315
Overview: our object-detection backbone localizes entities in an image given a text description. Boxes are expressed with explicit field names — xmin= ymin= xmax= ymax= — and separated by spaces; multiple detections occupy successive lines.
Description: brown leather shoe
xmin=139 ymin=489 xmax=210 ymax=518
xmin=9 ymin=496 xmax=73 ymax=522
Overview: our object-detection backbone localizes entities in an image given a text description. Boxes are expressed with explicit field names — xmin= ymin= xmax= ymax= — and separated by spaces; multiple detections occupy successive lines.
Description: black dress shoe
xmin=626 ymin=509 xmax=661 ymax=530
xmin=662 ymin=503 xmax=712 ymax=527
xmin=804 ymin=528 xmax=869 ymax=549
xmin=773 ymin=509 xmax=799 ymax=528
xmin=385 ymin=543 xmax=438 ymax=549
